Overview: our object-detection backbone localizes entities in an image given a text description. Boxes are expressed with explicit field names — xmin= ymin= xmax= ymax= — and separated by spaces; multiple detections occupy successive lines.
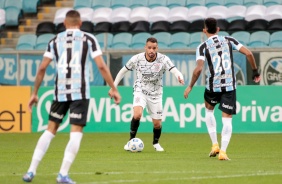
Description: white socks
xmin=28 ymin=130 xmax=55 ymax=174
xmin=221 ymin=117 xmax=232 ymax=152
xmin=205 ymin=108 xmax=218 ymax=145
xmin=59 ymin=132 xmax=83 ymax=176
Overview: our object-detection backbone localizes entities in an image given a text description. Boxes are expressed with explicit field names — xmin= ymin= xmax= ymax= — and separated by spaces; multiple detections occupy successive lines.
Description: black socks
xmin=153 ymin=127 xmax=162 ymax=144
xmin=130 ymin=118 xmax=140 ymax=140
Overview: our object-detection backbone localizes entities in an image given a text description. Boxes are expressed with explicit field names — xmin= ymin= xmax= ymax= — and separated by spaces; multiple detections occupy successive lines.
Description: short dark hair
xmin=66 ymin=10 xmax=80 ymax=19
xmin=146 ymin=37 xmax=158 ymax=43
xmin=204 ymin=18 xmax=217 ymax=34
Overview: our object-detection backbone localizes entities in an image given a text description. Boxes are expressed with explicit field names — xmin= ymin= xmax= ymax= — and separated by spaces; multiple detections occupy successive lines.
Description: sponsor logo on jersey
xmin=263 ymin=58 xmax=282 ymax=85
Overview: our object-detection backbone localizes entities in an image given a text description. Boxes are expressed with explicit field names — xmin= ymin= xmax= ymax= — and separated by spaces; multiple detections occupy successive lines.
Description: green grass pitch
xmin=0 ymin=133 xmax=282 ymax=184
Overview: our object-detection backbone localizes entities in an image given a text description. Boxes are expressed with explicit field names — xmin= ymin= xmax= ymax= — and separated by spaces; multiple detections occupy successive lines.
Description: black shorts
xmin=204 ymin=89 xmax=236 ymax=115
xmin=49 ymin=99 xmax=90 ymax=126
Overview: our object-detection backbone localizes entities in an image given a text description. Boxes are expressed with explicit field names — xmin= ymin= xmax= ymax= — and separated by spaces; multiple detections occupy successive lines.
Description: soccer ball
xmin=128 ymin=138 xmax=144 ymax=152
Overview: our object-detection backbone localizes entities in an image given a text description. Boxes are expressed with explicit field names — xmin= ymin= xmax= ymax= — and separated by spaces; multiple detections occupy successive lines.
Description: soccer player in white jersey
xmin=23 ymin=10 xmax=121 ymax=183
xmin=184 ymin=18 xmax=260 ymax=160
xmin=109 ymin=37 xmax=184 ymax=151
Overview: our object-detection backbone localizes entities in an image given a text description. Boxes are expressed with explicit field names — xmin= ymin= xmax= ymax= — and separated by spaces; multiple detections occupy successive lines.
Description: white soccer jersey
xmin=125 ymin=52 xmax=175 ymax=96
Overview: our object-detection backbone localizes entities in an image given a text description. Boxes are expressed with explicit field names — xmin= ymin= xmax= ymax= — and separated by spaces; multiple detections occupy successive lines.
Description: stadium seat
xmin=22 ymin=0 xmax=40 ymax=13
xmin=4 ymin=0 xmax=23 ymax=26
xmin=228 ymin=19 xmax=248 ymax=32
xmin=111 ymin=0 xmax=131 ymax=9
xmin=267 ymin=19 xmax=282 ymax=32
xmin=205 ymin=0 xmax=225 ymax=8
xmin=129 ymin=0 xmax=148 ymax=9
xmin=243 ymin=0 xmax=263 ymax=7
xmin=129 ymin=7 xmax=150 ymax=32
xmin=73 ymin=0 xmax=92 ymax=9
xmin=217 ymin=19 xmax=230 ymax=31
xmin=35 ymin=33 xmax=55 ymax=50
xmin=56 ymin=23 xmax=66 ymax=33
xmin=189 ymin=20 xmax=205 ymax=32
xmin=167 ymin=0 xmax=186 ymax=8
xmin=245 ymin=5 xmax=267 ymax=22
xmin=207 ymin=6 xmax=229 ymax=19
xmin=110 ymin=32 xmax=132 ymax=49
xmin=263 ymin=0 xmax=282 ymax=7
xmin=149 ymin=7 xmax=170 ymax=32
xmin=0 ymin=0 xmax=5 ymax=9
xmin=95 ymin=33 xmax=113 ymax=48
xmin=264 ymin=5 xmax=282 ymax=21
xmin=147 ymin=0 xmax=167 ymax=9
xmin=131 ymin=32 xmax=151 ymax=49
xmin=0 ymin=9 xmax=6 ymax=27
xmin=189 ymin=32 xmax=205 ymax=48
xmin=168 ymin=7 xmax=190 ymax=32
xmin=16 ymin=34 xmax=37 ymax=50
xmin=92 ymin=8 xmax=112 ymax=32
xmin=91 ymin=0 xmax=111 ymax=9
xmin=77 ymin=8 xmax=94 ymax=22
xmin=53 ymin=7 xmax=72 ymax=25
xmin=231 ymin=31 xmax=250 ymax=45
xmin=36 ymin=21 xmax=56 ymax=36
xmin=224 ymin=0 xmax=243 ymax=7
xmin=247 ymin=19 xmax=268 ymax=31
xmin=152 ymin=32 xmax=171 ymax=48
xmin=218 ymin=31 xmax=229 ymax=36
xmin=80 ymin=21 xmax=94 ymax=33
xmin=226 ymin=5 xmax=246 ymax=22
xmin=269 ymin=31 xmax=282 ymax=47
xmin=186 ymin=0 xmax=205 ymax=8
xmin=248 ymin=31 xmax=270 ymax=48
xmin=187 ymin=6 xmax=207 ymax=22
xmin=110 ymin=7 xmax=131 ymax=32
xmin=169 ymin=32 xmax=190 ymax=49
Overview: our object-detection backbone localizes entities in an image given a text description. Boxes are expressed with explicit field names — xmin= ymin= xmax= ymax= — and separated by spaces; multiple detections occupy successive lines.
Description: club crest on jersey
xmin=152 ymin=63 xmax=161 ymax=72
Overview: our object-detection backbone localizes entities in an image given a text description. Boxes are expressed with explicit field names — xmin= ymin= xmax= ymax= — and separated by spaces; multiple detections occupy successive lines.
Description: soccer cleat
xmin=218 ymin=150 xmax=230 ymax=161
xmin=124 ymin=141 xmax=130 ymax=151
xmin=209 ymin=143 xmax=220 ymax=157
xmin=56 ymin=173 xmax=76 ymax=184
xmin=153 ymin=143 xmax=164 ymax=151
xmin=22 ymin=172 xmax=34 ymax=182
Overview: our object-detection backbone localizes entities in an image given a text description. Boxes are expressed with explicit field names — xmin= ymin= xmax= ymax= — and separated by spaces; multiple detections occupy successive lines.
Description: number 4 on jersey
xmin=58 ymin=51 xmax=81 ymax=74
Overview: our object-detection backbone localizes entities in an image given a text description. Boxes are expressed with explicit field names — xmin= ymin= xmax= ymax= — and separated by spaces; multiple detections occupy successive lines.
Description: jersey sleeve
xmin=163 ymin=55 xmax=175 ymax=70
xmin=196 ymin=43 xmax=206 ymax=61
xmin=89 ymin=34 xmax=102 ymax=58
xmin=43 ymin=39 xmax=55 ymax=59
xmin=125 ymin=54 xmax=138 ymax=70
xmin=228 ymin=36 xmax=243 ymax=51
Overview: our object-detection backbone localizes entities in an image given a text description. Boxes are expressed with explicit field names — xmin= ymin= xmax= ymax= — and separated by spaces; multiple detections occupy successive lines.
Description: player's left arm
xmin=170 ymin=67 xmax=184 ymax=85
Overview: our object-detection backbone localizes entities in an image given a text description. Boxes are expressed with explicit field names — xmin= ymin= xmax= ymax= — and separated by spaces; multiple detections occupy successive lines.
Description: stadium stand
xmin=269 ymin=31 xmax=282 ymax=47
xmin=248 ymin=31 xmax=270 ymax=47
xmin=77 ymin=7 xmax=94 ymax=22
xmin=110 ymin=32 xmax=132 ymax=49
xmin=16 ymin=34 xmax=37 ymax=50
xmin=149 ymin=7 xmax=170 ymax=32
xmin=111 ymin=0 xmax=131 ymax=9
xmin=36 ymin=21 xmax=56 ymax=35
xmin=131 ymin=32 xmax=151 ymax=49
xmin=73 ymin=0 xmax=92 ymax=9
xmin=129 ymin=0 xmax=148 ymax=9
xmin=243 ymin=0 xmax=264 ymax=7
xmin=231 ymin=31 xmax=251 ymax=45
xmin=169 ymin=32 xmax=190 ymax=49
xmin=95 ymin=32 xmax=113 ymax=49
xmin=224 ymin=0 xmax=244 ymax=7
xmin=4 ymin=0 xmax=23 ymax=26
xmin=205 ymin=0 xmax=225 ymax=8
xmin=167 ymin=0 xmax=186 ymax=9
xmin=186 ymin=0 xmax=205 ymax=8
xmin=263 ymin=0 xmax=282 ymax=7
xmin=110 ymin=7 xmax=131 ymax=32
xmin=147 ymin=0 xmax=167 ymax=9
xmin=22 ymin=0 xmax=40 ymax=13
xmin=189 ymin=32 xmax=204 ymax=48
xmin=34 ymin=33 xmax=55 ymax=50
xmin=91 ymin=0 xmax=111 ymax=9
xmin=129 ymin=7 xmax=150 ymax=32
xmin=152 ymin=32 xmax=171 ymax=48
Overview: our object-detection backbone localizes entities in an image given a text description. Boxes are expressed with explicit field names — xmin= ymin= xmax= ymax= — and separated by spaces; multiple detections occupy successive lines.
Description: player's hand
xmin=108 ymin=88 xmax=113 ymax=98
xmin=28 ymin=94 xmax=38 ymax=112
xmin=109 ymin=89 xmax=121 ymax=105
xmin=183 ymin=86 xmax=192 ymax=99
xmin=252 ymin=69 xmax=261 ymax=83
xmin=178 ymin=76 xmax=184 ymax=85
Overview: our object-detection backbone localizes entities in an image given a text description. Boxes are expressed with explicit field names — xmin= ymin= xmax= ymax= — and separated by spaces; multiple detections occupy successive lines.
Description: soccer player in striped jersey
xmin=23 ymin=10 xmax=120 ymax=183
xmin=109 ymin=37 xmax=184 ymax=152
xmin=184 ymin=18 xmax=260 ymax=160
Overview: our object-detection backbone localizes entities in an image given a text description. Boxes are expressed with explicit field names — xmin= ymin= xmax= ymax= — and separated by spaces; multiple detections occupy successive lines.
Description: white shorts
xmin=133 ymin=92 xmax=162 ymax=119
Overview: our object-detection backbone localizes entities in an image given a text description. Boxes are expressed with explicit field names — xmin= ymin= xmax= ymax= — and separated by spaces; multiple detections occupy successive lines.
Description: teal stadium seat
xmin=169 ymin=32 xmax=190 ymax=49
xmin=131 ymin=32 xmax=151 ymax=49
xmin=167 ymin=0 xmax=186 ymax=8
xmin=22 ymin=0 xmax=40 ymax=13
xmin=95 ymin=33 xmax=113 ymax=49
xmin=92 ymin=0 xmax=111 ymax=9
xmin=231 ymin=31 xmax=250 ymax=45
xmin=205 ymin=0 xmax=225 ymax=8
xmin=129 ymin=0 xmax=148 ymax=9
xmin=35 ymin=33 xmax=55 ymax=50
xmin=16 ymin=34 xmax=37 ymax=50
xmin=189 ymin=32 xmax=205 ymax=48
xmin=218 ymin=31 xmax=229 ymax=37
xmin=152 ymin=32 xmax=171 ymax=49
xmin=269 ymin=31 xmax=282 ymax=47
xmin=74 ymin=0 xmax=92 ymax=9
xmin=243 ymin=0 xmax=263 ymax=7
xmin=263 ymin=0 xmax=282 ymax=7
xmin=110 ymin=33 xmax=132 ymax=49
xmin=0 ymin=0 xmax=5 ymax=9
xmin=248 ymin=31 xmax=270 ymax=48
xmin=111 ymin=0 xmax=131 ymax=9
xmin=186 ymin=0 xmax=205 ymax=8
xmin=224 ymin=0 xmax=243 ymax=7
xmin=147 ymin=0 xmax=167 ymax=9
xmin=4 ymin=0 xmax=23 ymax=26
